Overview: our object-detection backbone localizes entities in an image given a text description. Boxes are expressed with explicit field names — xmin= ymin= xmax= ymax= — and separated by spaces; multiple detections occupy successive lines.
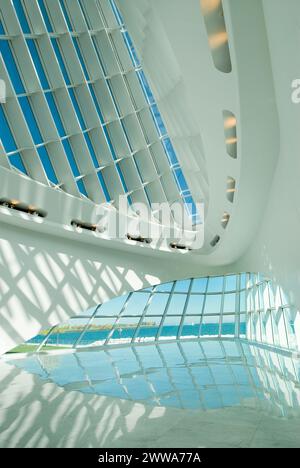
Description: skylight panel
xmin=0 ymin=0 xmax=201 ymax=222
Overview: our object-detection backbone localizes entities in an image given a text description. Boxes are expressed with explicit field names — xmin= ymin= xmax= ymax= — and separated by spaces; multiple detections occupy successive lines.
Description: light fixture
xmin=200 ymin=0 xmax=221 ymax=15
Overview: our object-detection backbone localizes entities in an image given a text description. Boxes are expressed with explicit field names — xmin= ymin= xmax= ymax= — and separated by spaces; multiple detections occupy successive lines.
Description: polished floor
xmin=1 ymin=339 xmax=300 ymax=448
xmin=8 ymin=339 xmax=300 ymax=416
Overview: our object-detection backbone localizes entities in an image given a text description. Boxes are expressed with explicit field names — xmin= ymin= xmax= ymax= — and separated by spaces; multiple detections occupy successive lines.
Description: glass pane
xmin=159 ymin=316 xmax=181 ymax=340
xmin=159 ymin=342 xmax=184 ymax=365
xmin=110 ymin=317 xmax=140 ymax=342
xmin=185 ymin=295 xmax=204 ymax=315
xmin=207 ymin=276 xmax=223 ymax=293
xmin=76 ymin=306 xmax=98 ymax=317
xmin=240 ymin=273 xmax=247 ymax=289
xmin=125 ymin=292 xmax=150 ymax=315
xmin=225 ymin=275 xmax=237 ymax=291
xmin=76 ymin=317 xmax=110 ymax=346
xmin=239 ymin=314 xmax=247 ymax=337
xmin=96 ymin=294 xmax=128 ymax=316
xmin=174 ymin=279 xmax=191 ymax=293
xmin=239 ymin=291 xmax=246 ymax=312
xmin=166 ymin=294 xmax=187 ymax=315
xmin=42 ymin=318 xmax=84 ymax=347
xmin=155 ymin=282 xmax=174 ymax=292
xmin=180 ymin=315 xmax=200 ymax=338
xmin=145 ymin=293 xmax=169 ymax=316
xmin=191 ymin=277 xmax=207 ymax=293
xmin=200 ymin=315 xmax=220 ymax=336
xmin=201 ymin=340 xmax=223 ymax=358
xmin=223 ymin=293 xmax=236 ymax=313
xmin=284 ymin=308 xmax=297 ymax=350
xmin=204 ymin=295 xmax=222 ymax=314
xmin=136 ymin=319 xmax=158 ymax=341
xmin=221 ymin=315 xmax=235 ymax=335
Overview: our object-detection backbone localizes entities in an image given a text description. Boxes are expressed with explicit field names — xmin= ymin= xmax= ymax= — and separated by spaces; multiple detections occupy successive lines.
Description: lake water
xmin=28 ymin=323 xmax=246 ymax=346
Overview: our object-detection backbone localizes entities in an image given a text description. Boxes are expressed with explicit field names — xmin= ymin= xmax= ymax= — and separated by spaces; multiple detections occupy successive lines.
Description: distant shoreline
xmin=39 ymin=323 xmax=157 ymax=335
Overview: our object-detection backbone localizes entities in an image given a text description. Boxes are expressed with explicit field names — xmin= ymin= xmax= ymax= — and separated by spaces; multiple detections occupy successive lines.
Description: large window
xmin=9 ymin=272 xmax=299 ymax=354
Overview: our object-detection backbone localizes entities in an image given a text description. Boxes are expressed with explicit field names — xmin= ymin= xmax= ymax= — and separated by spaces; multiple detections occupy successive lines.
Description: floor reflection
xmin=11 ymin=339 xmax=300 ymax=417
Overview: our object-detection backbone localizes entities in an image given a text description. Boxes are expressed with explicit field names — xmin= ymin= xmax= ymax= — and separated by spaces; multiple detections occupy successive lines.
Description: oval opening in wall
xmin=221 ymin=212 xmax=230 ymax=229
xmin=226 ymin=177 xmax=236 ymax=203
xmin=223 ymin=110 xmax=237 ymax=158
xmin=210 ymin=234 xmax=221 ymax=247
xmin=200 ymin=0 xmax=232 ymax=73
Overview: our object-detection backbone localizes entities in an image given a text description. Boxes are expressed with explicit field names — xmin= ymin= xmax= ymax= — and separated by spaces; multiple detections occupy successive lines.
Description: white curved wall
xmin=236 ymin=0 xmax=300 ymax=309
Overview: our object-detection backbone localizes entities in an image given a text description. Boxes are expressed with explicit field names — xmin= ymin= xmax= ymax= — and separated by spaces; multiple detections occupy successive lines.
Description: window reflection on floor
xmin=10 ymin=339 xmax=300 ymax=417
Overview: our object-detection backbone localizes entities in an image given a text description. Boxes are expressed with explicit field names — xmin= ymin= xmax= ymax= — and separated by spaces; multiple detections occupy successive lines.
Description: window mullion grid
xmin=3 ymin=1 xmax=196 ymax=212
xmin=197 ymin=340 xmax=225 ymax=408
xmin=267 ymin=281 xmax=275 ymax=345
xmin=131 ymin=346 xmax=158 ymax=404
xmin=177 ymin=279 xmax=193 ymax=340
xmin=235 ymin=273 xmax=241 ymax=337
xmin=263 ymin=281 xmax=271 ymax=341
xmin=281 ymin=306 xmax=290 ymax=350
xmin=89 ymin=32 xmax=109 ymax=78
xmin=255 ymin=280 xmax=262 ymax=342
xmin=70 ymin=35 xmax=89 ymax=86
xmin=52 ymin=11 xmax=117 ymax=196
xmin=133 ymin=112 xmax=162 ymax=183
xmin=218 ymin=275 xmax=226 ymax=337
xmin=177 ymin=341 xmax=205 ymax=410
xmin=238 ymin=340 xmax=262 ymax=404
xmin=277 ymin=285 xmax=290 ymax=350
xmin=73 ymin=303 xmax=102 ymax=349
xmin=155 ymin=281 xmax=176 ymax=341
xmin=267 ymin=351 xmax=284 ymax=406
xmin=123 ymin=73 xmax=146 ymax=114
xmin=74 ymin=353 xmax=95 ymax=393
xmin=2 ymin=101 xmax=50 ymax=184
xmin=107 ymin=29 xmax=129 ymax=77
xmin=92 ymin=10 xmax=135 ymax=204
xmin=250 ymin=277 xmax=256 ymax=340
xmin=36 ymin=352 xmax=54 ymax=379
xmin=101 ymin=19 xmax=163 ymax=211
xmin=133 ymin=114 xmax=176 ymax=214
xmin=95 ymin=0 xmax=111 ymax=29
xmin=257 ymin=281 xmax=263 ymax=342
xmin=155 ymin=343 xmax=185 ymax=409
xmin=132 ymin=286 xmax=157 ymax=343
xmin=105 ymin=348 xmax=132 ymax=399
xmin=109 ymin=0 xmax=124 ymax=27
xmin=3 ymin=26 xmax=93 ymax=192
xmin=106 ymin=0 xmax=197 ymax=220
xmin=36 ymin=325 xmax=57 ymax=352
xmin=198 ymin=277 xmax=209 ymax=338
xmin=77 ymin=0 xmax=91 ymax=30
xmin=245 ymin=272 xmax=252 ymax=340
xmin=219 ymin=340 xmax=241 ymax=403
xmin=104 ymin=292 xmax=133 ymax=345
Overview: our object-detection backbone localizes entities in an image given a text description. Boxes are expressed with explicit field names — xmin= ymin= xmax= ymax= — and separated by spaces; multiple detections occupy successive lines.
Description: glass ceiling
xmin=0 ymin=0 xmax=200 ymax=223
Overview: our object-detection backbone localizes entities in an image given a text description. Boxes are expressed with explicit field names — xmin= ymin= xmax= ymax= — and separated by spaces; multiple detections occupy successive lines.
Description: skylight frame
xmin=0 ymin=0 xmax=200 ymax=224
